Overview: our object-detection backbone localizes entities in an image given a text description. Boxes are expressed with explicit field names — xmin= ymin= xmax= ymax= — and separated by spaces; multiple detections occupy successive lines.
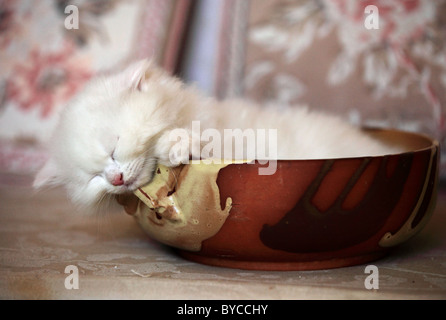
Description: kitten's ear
xmin=122 ymin=59 xmax=162 ymax=92
xmin=33 ymin=159 xmax=60 ymax=189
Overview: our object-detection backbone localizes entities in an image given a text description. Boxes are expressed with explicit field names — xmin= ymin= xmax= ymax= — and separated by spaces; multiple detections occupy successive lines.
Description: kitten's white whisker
xmin=171 ymin=167 xmax=180 ymax=188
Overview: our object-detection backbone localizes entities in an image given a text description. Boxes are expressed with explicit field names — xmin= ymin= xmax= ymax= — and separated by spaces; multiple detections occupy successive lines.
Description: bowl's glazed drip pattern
xmin=379 ymin=145 xmax=438 ymax=247
xmin=259 ymin=154 xmax=415 ymax=253
xmin=134 ymin=163 xmax=233 ymax=251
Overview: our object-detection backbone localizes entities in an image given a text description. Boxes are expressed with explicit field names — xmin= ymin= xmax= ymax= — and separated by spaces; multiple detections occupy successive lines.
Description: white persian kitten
xmin=34 ymin=59 xmax=399 ymax=211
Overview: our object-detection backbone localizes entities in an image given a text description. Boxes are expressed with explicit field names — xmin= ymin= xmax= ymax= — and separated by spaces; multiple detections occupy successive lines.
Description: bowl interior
xmin=363 ymin=128 xmax=435 ymax=153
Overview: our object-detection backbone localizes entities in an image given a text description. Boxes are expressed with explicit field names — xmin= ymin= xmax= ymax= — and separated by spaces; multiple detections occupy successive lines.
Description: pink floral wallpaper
xmin=6 ymin=44 xmax=92 ymax=118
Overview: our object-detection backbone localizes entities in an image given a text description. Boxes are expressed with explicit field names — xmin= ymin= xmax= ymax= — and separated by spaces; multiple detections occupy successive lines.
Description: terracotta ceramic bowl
xmin=132 ymin=128 xmax=439 ymax=271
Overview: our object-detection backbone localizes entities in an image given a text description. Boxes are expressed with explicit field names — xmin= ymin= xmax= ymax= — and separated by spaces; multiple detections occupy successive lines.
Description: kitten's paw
xmin=156 ymin=129 xmax=191 ymax=167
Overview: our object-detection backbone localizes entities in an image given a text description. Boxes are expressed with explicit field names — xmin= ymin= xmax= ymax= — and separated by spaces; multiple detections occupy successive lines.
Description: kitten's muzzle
xmin=111 ymin=172 xmax=125 ymax=186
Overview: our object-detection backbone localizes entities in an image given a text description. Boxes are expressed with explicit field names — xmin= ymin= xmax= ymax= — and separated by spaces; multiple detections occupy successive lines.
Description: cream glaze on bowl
xmin=133 ymin=162 xmax=234 ymax=251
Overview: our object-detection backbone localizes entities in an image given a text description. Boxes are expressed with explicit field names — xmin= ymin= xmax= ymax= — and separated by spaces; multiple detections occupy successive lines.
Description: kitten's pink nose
xmin=111 ymin=173 xmax=124 ymax=186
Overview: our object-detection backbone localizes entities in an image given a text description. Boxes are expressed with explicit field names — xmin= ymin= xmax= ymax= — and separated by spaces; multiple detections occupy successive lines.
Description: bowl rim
xmin=186 ymin=127 xmax=440 ymax=164
xmin=362 ymin=127 xmax=439 ymax=153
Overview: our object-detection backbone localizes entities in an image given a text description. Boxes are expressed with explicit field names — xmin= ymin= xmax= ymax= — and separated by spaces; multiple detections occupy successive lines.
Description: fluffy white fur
xmin=34 ymin=59 xmax=399 ymax=212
